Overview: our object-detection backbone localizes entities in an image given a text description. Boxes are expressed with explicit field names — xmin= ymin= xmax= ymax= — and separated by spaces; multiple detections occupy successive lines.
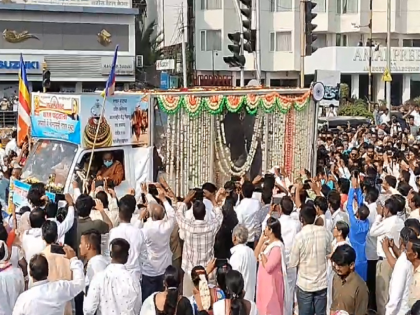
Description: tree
xmin=135 ymin=16 xmax=164 ymax=68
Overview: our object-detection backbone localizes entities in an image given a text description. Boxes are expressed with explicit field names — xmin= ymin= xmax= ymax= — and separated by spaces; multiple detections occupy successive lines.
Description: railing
xmin=193 ymin=75 xmax=233 ymax=87
xmin=0 ymin=111 xmax=18 ymax=129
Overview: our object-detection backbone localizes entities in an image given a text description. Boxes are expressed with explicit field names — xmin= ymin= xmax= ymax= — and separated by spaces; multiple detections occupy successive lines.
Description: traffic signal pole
xmin=300 ymin=0 xmax=305 ymax=88
xmin=254 ymin=0 xmax=261 ymax=83
xmin=240 ymin=32 xmax=245 ymax=87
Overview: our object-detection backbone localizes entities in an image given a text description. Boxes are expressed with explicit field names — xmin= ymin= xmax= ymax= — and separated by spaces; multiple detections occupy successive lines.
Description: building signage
xmin=156 ymin=59 xmax=175 ymax=71
xmin=305 ymin=47 xmax=420 ymax=74
xmin=0 ymin=55 xmax=44 ymax=74
xmin=101 ymin=56 xmax=135 ymax=76
xmin=13 ymin=0 xmax=130 ymax=8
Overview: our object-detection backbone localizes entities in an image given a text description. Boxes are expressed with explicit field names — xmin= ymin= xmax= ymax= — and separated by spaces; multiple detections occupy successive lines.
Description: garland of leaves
xmin=157 ymin=91 xmax=311 ymax=117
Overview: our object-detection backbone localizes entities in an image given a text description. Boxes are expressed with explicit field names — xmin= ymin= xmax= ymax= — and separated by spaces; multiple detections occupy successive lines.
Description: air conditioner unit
xmin=136 ymin=55 xmax=143 ymax=68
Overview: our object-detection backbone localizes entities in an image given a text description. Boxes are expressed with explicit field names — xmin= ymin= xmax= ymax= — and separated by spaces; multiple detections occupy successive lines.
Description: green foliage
xmin=339 ymin=83 xmax=349 ymax=100
xmin=135 ymin=16 xmax=164 ymax=67
xmin=338 ymin=99 xmax=374 ymax=119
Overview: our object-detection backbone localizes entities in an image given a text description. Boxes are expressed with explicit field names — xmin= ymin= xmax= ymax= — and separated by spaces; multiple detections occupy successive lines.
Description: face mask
xmin=364 ymin=138 xmax=370 ymax=144
xmin=2 ymin=166 xmax=7 ymax=172
xmin=321 ymin=179 xmax=326 ymax=185
xmin=104 ymin=160 xmax=113 ymax=168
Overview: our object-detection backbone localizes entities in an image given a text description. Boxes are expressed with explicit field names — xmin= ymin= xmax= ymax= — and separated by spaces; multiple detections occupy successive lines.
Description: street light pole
xmin=386 ymin=0 xmax=391 ymax=115
xmin=368 ymin=0 xmax=373 ymax=103
xmin=300 ymin=0 xmax=305 ymax=88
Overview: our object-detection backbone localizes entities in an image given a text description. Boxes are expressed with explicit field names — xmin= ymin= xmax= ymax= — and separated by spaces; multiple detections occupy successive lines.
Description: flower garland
xmin=157 ymin=91 xmax=311 ymax=117
xmin=215 ymin=111 xmax=263 ymax=176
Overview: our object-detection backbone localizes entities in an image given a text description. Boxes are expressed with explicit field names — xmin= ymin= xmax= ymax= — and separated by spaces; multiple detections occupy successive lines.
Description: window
xmin=313 ymin=0 xmax=326 ymax=12
xmin=336 ymin=34 xmax=348 ymax=46
xmin=270 ymin=0 xmax=292 ymax=12
xmin=200 ymin=0 xmax=221 ymax=10
xmin=337 ymin=0 xmax=358 ymax=14
xmin=200 ymin=30 xmax=222 ymax=51
xmin=403 ymin=39 xmax=420 ymax=47
xmin=313 ymin=34 xmax=327 ymax=49
xmin=269 ymin=32 xmax=292 ymax=52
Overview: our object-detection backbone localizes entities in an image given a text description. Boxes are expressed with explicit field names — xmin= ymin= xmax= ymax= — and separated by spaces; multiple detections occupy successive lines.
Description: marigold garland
xmin=157 ymin=90 xmax=311 ymax=116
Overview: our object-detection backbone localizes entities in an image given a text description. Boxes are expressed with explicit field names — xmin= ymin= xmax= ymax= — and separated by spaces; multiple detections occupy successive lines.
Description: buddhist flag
xmin=18 ymin=54 xmax=31 ymax=145
xmin=101 ymin=45 xmax=119 ymax=98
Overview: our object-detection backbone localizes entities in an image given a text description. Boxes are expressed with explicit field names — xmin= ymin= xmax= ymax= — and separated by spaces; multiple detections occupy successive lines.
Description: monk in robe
xmin=96 ymin=152 xmax=124 ymax=186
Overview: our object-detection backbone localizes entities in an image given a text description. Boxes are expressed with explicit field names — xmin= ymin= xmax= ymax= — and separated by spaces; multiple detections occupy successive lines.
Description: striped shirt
xmin=289 ymin=224 xmax=333 ymax=292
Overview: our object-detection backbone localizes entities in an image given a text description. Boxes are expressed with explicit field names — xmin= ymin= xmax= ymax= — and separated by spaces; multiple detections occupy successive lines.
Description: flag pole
xmin=84 ymin=97 xmax=107 ymax=193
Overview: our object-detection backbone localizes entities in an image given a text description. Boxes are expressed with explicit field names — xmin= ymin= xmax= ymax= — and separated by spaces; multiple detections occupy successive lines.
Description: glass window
xmin=270 ymin=32 xmax=275 ymax=51
xmin=206 ymin=30 xmax=222 ymax=51
xmin=275 ymin=32 xmax=292 ymax=51
xmin=22 ymin=140 xmax=78 ymax=187
xmin=201 ymin=0 xmax=221 ymax=10
xmin=200 ymin=31 xmax=206 ymax=51
xmin=277 ymin=0 xmax=292 ymax=12
xmin=313 ymin=0 xmax=326 ymax=12
xmin=313 ymin=34 xmax=327 ymax=49
xmin=413 ymin=39 xmax=420 ymax=47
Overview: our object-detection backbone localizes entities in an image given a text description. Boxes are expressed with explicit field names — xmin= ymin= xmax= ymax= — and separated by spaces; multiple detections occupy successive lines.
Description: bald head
xmin=150 ymin=203 xmax=165 ymax=221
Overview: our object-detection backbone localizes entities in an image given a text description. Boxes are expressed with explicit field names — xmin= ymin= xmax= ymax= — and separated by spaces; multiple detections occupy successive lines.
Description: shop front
xmin=305 ymin=46 xmax=420 ymax=105
xmin=0 ymin=53 xmax=135 ymax=95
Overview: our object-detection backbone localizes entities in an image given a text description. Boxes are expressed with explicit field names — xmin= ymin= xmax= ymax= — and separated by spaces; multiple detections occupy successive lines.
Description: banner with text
xmin=80 ymin=94 xmax=149 ymax=148
xmin=31 ymin=94 xmax=81 ymax=145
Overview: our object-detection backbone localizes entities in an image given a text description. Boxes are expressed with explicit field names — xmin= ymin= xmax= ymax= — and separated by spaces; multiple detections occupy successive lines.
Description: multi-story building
xmin=188 ymin=0 xmax=420 ymax=104
xmin=0 ymin=0 xmax=138 ymax=96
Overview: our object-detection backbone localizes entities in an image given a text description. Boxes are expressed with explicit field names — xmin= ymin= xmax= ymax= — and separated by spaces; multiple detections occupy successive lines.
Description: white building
xmin=0 ymin=1 xmax=138 ymax=94
xmin=156 ymin=0 xmax=420 ymax=104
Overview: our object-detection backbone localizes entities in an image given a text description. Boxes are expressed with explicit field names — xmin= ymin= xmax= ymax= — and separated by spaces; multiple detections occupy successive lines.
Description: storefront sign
xmin=0 ymin=55 xmax=44 ymax=74
xmin=31 ymin=93 xmax=81 ymax=144
xmin=80 ymin=94 xmax=149 ymax=148
xmin=101 ymin=56 xmax=135 ymax=76
xmin=12 ymin=0 xmax=130 ymax=8
xmin=156 ymin=59 xmax=175 ymax=71
xmin=305 ymin=47 xmax=420 ymax=74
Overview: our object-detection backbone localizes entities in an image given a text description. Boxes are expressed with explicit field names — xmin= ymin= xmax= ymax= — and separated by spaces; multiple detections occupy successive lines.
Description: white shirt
xmin=380 ymin=113 xmax=391 ymax=125
xmin=330 ymin=209 xmax=349 ymax=232
xmin=109 ymin=222 xmax=145 ymax=281
xmin=21 ymin=228 xmax=46 ymax=264
xmin=230 ymin=244 xmax=257 ymax=302
xmin=0 ymin=263 xmax=25 ymax=315
xmin=385 ymin=252 xmax=413 ymax=315
xmin=235 ymin=198 xmax=261 ymax=242
xmin=12 ymin=257 xmax=85 ymax=315
xmin=369 ymin=215 xmax=405 ymax=258
xmin=213 ymin=299 xmax=259 ymax=315
xmin=5 ymin=139 xmax=17 ymax=156
xmin=85 ymin=255 xmax=109 ymax=288
xmin=83 ymin=263 xmax=142 ymax=315
xmin=366 ymin=202 xmax=379 ymax=261
xmin=142 ymin=201 xmax=176 ymax=277
xmin=412 ymin=110 xmax=420 ymax=127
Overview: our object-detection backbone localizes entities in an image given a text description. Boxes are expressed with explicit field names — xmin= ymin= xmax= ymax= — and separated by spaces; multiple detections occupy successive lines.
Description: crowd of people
xmin=3 ymin=102 xmax=420 ymax=315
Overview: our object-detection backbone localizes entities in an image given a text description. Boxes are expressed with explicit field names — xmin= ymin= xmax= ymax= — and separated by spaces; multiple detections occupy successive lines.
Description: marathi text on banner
xmin=80 ymin=94 xmax=149 ymax=148
xmin=31 ymin=94 xmax=81 ymax=145
xmin=11 ymin=0 xmax=131 ymax=8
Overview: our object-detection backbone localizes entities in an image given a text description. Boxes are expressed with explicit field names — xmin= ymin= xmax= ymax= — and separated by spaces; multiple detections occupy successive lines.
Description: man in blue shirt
xmin=346 ymin=174 xmax=370 ymax=281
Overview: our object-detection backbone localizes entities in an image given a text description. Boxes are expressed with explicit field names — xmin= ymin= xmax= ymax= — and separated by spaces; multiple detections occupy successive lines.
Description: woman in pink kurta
xmin=255 ymin=216 xmax=290 ymax=315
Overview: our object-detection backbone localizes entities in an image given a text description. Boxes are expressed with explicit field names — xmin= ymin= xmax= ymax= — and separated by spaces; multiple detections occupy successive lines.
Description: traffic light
xmin=239 ymin=0 xmax=255 ymax=53
xmin=42 ymin=62 xmax=51 ymax=91
xmin=304 ymin=0 xmax=318 ymax=56
xmin=223 ymin=32 xmax=246 ymax=67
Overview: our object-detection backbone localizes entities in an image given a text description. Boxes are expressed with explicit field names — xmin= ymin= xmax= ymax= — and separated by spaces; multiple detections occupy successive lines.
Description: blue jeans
xmin=296 ymin=286 xmax=327 ymax=315
xmin=141 ymin=274 xmax=164 ymax=302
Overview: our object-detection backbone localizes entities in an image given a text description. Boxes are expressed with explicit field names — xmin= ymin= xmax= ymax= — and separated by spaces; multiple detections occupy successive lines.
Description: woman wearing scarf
xmin=255 ymin=217 xmax=291 ymax=315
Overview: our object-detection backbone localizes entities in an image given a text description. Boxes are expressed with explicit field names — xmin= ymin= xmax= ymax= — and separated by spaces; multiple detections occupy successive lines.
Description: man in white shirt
xmin=327 ymin=190 xmax=349 ymax=232
xmin=5 ymin=130 xmax=18 ymax=156
xmin=0 ymin=240 xmax=25 ymax=315
xmin=79 ymin=229 xmax=109 ymax=291
xmin=21 ymin=208 xmax=48 ymax=264
xmin=235 ymin=181 xmax=261 ymax=247
xmin=385 ymin=227 xmax=416 ymax=315
xmin=83 ymin=238 xmax=142 ymax=315
xmin=12 ymin=245 xmax=85 ymax=315
xmin=230 ymin=224 xmax=257 ymax=302
xmin=141 ymin=190 xmax=176 ymax=301
xmin=369 ymin=196 xmax=405 ymax=315
xmin=90 ymin=191 xmax=119 ymax=228
xmin=108 ymin=195 xmax=145 ymax=284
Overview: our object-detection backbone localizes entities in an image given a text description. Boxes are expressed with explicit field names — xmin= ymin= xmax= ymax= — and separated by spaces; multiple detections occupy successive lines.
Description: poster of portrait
xmin=31 ymin=93 xmax=81 ymax=144
xmin=80 ymin=94 xmax=149 ymax=148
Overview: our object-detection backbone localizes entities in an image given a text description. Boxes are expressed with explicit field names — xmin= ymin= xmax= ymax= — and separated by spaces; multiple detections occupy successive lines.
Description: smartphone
xmin=95 ymin=180 xmax=104 ymax=188
xmin=216 ymin=258 xmax=228 ymax=268
xmin=272 ymin=196 xmax=282 ymax=205
xmin=50 ymin=244 xmax=65 ymax=255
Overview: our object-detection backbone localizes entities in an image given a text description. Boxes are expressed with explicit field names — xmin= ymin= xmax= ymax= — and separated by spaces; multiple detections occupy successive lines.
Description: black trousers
xmin=74 ymin=291 xmax=84 ymax=315
xmin=367 ymin=259 xmax=378 ymax=312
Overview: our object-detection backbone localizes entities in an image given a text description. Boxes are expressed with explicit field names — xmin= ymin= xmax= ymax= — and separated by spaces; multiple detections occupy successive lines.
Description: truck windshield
xmin=21 ymin=140 xmax=78 ymax=186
